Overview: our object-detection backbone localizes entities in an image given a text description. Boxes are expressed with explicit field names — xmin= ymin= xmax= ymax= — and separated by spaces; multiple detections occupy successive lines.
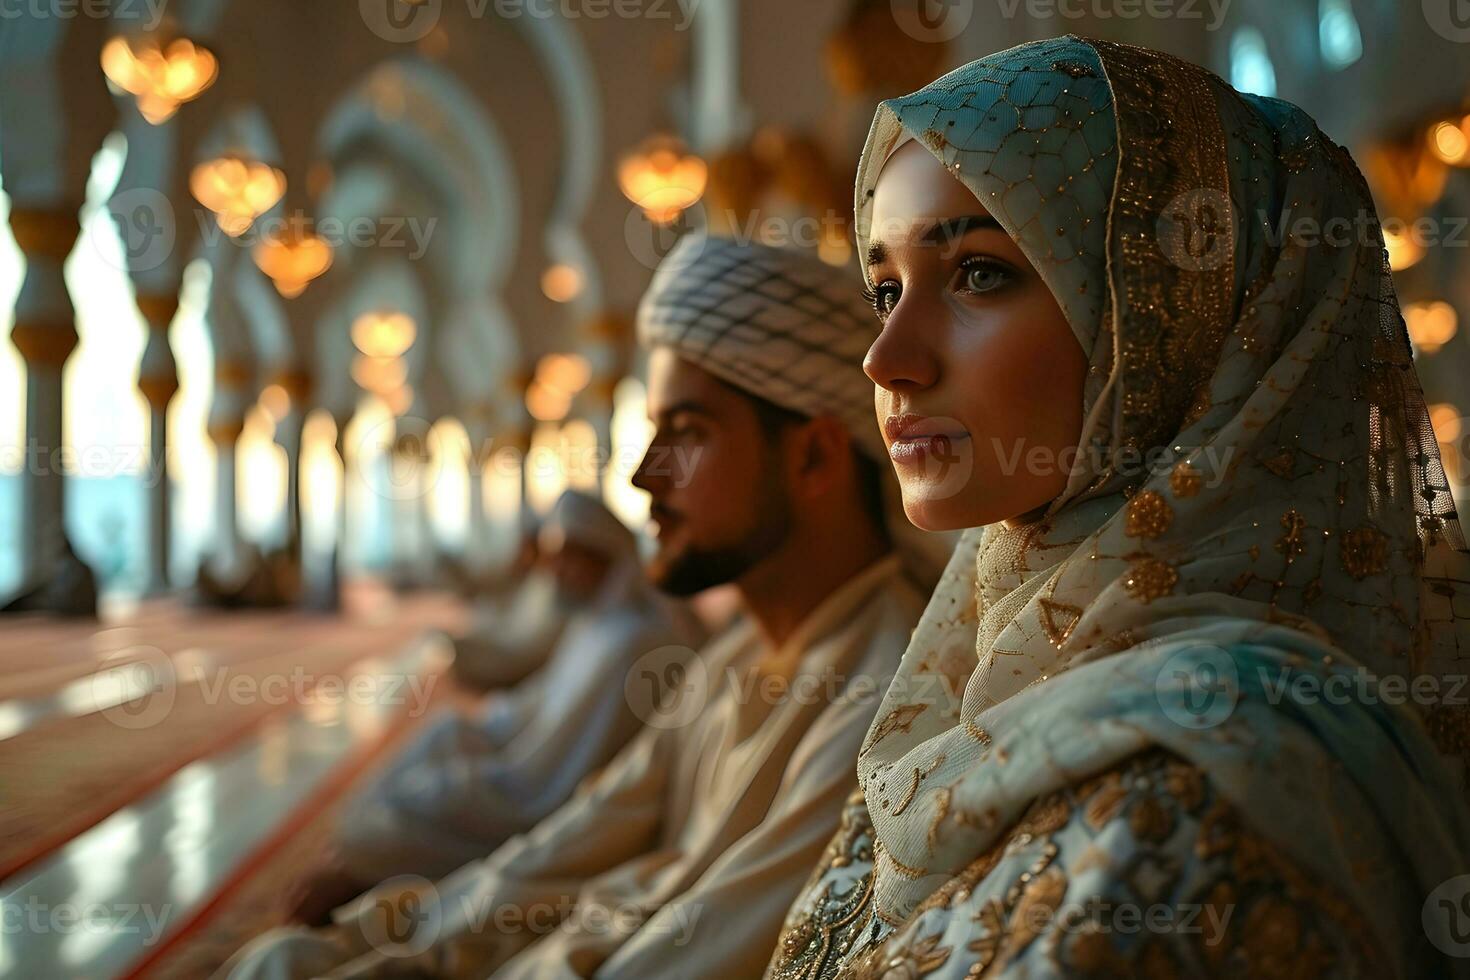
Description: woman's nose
xmin=864 ymin=300 xmax=940 ymax=393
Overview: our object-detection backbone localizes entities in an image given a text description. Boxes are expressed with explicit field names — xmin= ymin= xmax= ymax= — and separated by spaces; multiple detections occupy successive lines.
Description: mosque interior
xmin=1 ymin=0 xmax=1468 ymax=976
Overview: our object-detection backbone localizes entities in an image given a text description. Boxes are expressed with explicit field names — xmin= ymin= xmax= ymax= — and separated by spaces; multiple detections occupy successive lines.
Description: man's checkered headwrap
xmin=636 ymin=233 xmax=884 ymax=460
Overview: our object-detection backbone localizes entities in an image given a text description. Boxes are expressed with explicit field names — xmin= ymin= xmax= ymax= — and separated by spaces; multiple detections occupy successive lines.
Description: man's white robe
xmin=450 ymin=569 xmax=572 ymax=690
xmin=335 ymin=572 xmax=700 ymax=883
xmin=219 ymin=555 xmax=922 ymax=979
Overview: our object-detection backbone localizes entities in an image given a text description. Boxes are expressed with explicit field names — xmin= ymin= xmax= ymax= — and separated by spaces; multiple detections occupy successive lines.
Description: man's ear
xmin=790 ymin=416 xmax=852 ymax=497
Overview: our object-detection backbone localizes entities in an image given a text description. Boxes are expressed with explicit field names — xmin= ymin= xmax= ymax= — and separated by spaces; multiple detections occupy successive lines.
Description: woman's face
xmin=864 ymin=141 xmax=1088 ymax=531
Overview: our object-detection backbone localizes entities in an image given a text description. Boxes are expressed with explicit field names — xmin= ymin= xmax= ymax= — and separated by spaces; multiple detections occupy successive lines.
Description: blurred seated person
xmin=285 ymin=489 xmax=703 ymax=926
xmin=445 ymin=520 xmax=572 ymax=692
xmin=192 ymin=537 xmax=302 ymax=609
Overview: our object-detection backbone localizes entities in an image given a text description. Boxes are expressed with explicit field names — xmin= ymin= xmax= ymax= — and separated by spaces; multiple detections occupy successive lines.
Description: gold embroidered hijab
xmin=850 ymin=35 xmax=1470 ymax=924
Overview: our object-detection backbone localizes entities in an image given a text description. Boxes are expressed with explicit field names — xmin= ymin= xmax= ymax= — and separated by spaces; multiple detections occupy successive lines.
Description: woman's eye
xmin=956 ymin=259 xmax=1012 ymax=295
xmin=870 ymin=281 xmax=901 ymax=320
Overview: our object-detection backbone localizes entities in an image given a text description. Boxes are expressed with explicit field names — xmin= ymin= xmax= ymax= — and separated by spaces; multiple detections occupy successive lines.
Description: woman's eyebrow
xmin=866 ymin=215 xmax=1004 ymax=269
xmin=920 ymin=215 xmax=1003 ymax=245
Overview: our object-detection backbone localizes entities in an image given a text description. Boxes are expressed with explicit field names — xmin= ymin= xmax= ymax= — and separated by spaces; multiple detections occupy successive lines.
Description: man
xmin=219 ymin=234 xmax=927 ymax=979
xmin=284 ymin=489 xmax=702 ymax=925
xmin=447 ymin=516 xmax=569 ymax=692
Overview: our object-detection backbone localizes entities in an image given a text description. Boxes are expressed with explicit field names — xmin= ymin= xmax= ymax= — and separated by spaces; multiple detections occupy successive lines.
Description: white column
xmin=206 ymin=363 xmax=249 ymax=579
xmin=304 ymin=416 xmax=351 ymax=611
xmin=273 ymin=368 xmax=312 ymax=555
xmin=7 ymin=205 xmax=82 ymax=585
xmin=136 ymin=292 xmax=179 ymax=593
xmin=461 ymin=405 xmax=496 ymax=574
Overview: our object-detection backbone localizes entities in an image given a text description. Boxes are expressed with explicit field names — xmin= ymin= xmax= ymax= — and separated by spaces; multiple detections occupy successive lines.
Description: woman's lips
xmin=884 ymin=414 xmax=970 ymax=465
xmin=887 ymin=433 xmax=971 ymax=464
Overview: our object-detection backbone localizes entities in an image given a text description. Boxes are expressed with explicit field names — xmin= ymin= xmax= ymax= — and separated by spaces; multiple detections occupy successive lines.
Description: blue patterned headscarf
xmin=854 ymin=36 xmax=1116 ymax=351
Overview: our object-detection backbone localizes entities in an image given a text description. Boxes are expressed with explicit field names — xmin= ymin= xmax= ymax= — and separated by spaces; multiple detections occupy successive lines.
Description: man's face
xmin=631 ymin=349 xmax=792 ymax=596
xmin=546 ymin=540 xmax=613 ymax=603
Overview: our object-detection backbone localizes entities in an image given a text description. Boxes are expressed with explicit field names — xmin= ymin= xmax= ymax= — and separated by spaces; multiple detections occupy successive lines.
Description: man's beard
xmin=648 ymin=459 xmax=792 ymax=597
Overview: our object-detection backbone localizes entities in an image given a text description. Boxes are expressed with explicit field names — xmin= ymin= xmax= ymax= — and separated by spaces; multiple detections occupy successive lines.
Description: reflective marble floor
xmin=0 ymin=589 xmax=460 ymax=979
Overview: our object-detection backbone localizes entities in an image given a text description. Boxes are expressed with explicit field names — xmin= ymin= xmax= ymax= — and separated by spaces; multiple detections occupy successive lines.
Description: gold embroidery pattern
xmin=1124 ymin=490 xmax=1173 ymax=539
xmin=1274 ymin=509 xmax=1308 ymax=561
xmin=1339 ymin=525 xmax=1388 ymax=580
xmin=1261 ymin=450 xmax=1296 ymax=479
xmin=837 ymin=753 xmax=1381 ymax=980
xmin=1189 ymin=791 xmax=1387 ymax=977
xmin=851 ymin=931 xmax=954 ymax=980
xmin=1124 ymin=556 xmax=1178 ymax=604
xmin=1168 ymin=461 xmax=1203 ymax=498
xmin=1089 ymin=37 xmax=1235 ymax=453
xmin=862 ymin=703 xmax=928 ymax=756
xmin=881 ymin=841 xmax=931 ymax=880
xmin=1002 ymin=866 xmax=1068 ymax=959
xmin=767 ymin=796 xmax=878 ymax=980
xmin=838 ymin=802 xmax=1064 ymax=980
xmin=962 ymin=717 xmax=993 ymax=746
xmin=1051 ymin=58 xmax=1097 ymax=78
xmin=1037 ymin=597 xmax=1083 ymax=648
xmin=892 ymin=756 xmax=947 ymax=817
xmin=927 ymin=785 xmax=954 ymax=853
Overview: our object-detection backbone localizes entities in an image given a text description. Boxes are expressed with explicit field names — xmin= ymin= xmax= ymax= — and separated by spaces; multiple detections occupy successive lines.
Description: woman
xmin=765 ymin=35 xmax=1470 ymax=979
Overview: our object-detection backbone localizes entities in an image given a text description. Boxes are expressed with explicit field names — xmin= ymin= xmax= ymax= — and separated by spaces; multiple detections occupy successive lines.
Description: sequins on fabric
xmin=1124 ymin=556 xmax=1178 ymax=604
xmin=1124 ymin=490 xmax=1173 ymax=539
xmin=768 ymin=791 xmax=879 ymax=980
xmin=821 ymin=753 xmax=1381 ymax=980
